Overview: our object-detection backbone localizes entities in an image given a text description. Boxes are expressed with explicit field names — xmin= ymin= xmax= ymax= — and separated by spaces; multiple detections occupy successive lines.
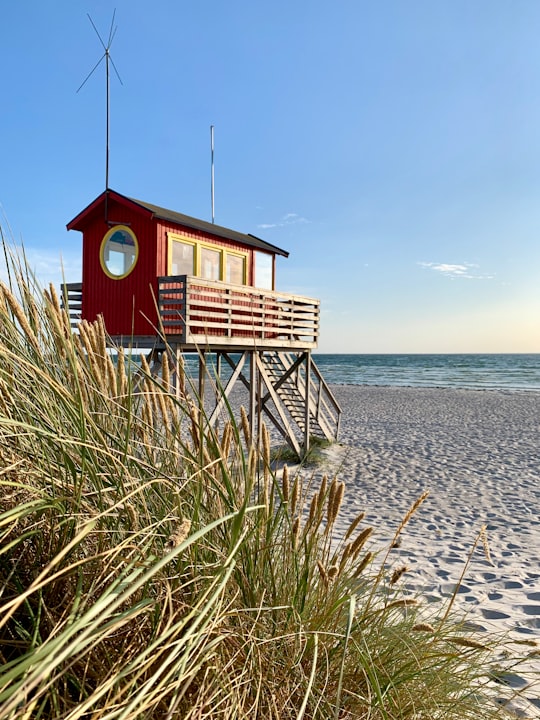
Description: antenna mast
xmin=77 ymin=11 xmax=123 ymax=198
xmin=210 ymin=125 xmax=215 ymax=223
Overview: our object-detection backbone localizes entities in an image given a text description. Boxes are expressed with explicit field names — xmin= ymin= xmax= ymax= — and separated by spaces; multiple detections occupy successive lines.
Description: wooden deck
xmin=62 ymin=276 xmax=320 ymax=351
xmin=158 ymin=275 xmax=319 ymax=350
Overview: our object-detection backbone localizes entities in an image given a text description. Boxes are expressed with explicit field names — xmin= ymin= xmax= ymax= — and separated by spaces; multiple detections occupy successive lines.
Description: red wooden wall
xmin=72 ymin=192 xmax=264 ymax=338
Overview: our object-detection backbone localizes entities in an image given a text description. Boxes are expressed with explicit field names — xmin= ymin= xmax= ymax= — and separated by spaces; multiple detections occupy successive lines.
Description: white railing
xmin=158 ymin=275 xmax=320 ymax=348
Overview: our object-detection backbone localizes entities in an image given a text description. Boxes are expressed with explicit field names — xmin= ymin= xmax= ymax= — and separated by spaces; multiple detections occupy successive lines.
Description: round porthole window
xmin=100 ymin=225 xmax=138 ymax=279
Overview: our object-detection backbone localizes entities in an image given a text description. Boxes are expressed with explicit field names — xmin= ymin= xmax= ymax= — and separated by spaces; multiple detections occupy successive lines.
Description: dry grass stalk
xmin=125 ymin=503 xmax=139 ymax=531
xmin=307 ymin=494 xmax=318 ymax=527
xmin=397 ymin=490 xmax=429 ymax=535
xmin=338 ymin=543 xmax=351 ymax=574
xmin=354 ymin=551 xmax=373 ymax=577
xmin=161 ymin=351 xmax=170 ymax=391
xmin=240 ymin=406 xmax=251 ymax=446
xmin=157 ymin=380 xmax=170 ymax=427
xmin=47 ymin=282 xmax=61 ymax=314
xmin=105 ymin=349 xmax=117 ymax=396
xmin=165 ymin=518 xmax=192 ymax=551
xmin=445 ymin=636 xmax=488 ymax=651
xmin=1 ymin=283 xmax=40 ymax=353
xmin=116 ymin=346 xmax=127 ymax=396
xmin=350 ymin=527 xmax=373 ymax=560
xmin=27 ymin=294 xmax=40 ymax=336
xmin=281 ymin=465 xmax=290 ymax=502
xmin=43 ymin=285 xmax=69 ymax=359
xmin=190 ymin=403 xmax=201 ymax=451
xmin=344 ymin=512 xmax=366 ymax=542
xmin=390 ymin=565 xmax=409 ymax=585
xmin=327 ymin=565 xmax=338 ymax=582
xmin=316 ymin=474 xmax=328 ymax=517
xmin=479 ymin=524 xmax=493 ymax=565
xmin=412 ymin=623 xmax=435 ymax=633
xmin=292 ymin=517 xmax=301 ymax=550
xmin=247 ymin=447 xmax=257 ymax=480
xmin=261 ymin=423 xmax=271 ymax=487
xmin=384 ymin=599 xmax=418 ymax=610
xmin=290 ymin=476 xmax=300 ymax=517
xmin=317 ymin=560 xmax=328 ymax=587
xmin=326 ymin=479 xmax=345 ymax=529
xmin=221 ymin=422 xmax=233 ymax=460
xmin=261 ymin=423 xmax=270 ymax=466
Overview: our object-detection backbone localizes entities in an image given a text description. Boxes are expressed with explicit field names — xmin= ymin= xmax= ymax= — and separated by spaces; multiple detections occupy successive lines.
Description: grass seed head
xmin=344 ymin=512 xmax=366 ymax=541
xmin=412 ymin=623 xmax=436 ymax=633
xmin=354 ymin=551 xmax=373 ymax=577
xmin=165 ymin=518 xmax=192 ymax=552
xmin=290 ymin=476 xmax=300 ymax=517
xmin=390 ymin=565 xmax=409 ymax=585
xmin=445 ymin=636 xmax=489 ymax=651
xmin=317 ymin=560 xmax=328 ymax=587
xmin=350 ymin=527 xmax=373 ymax=559
xmin=240 ymin=405 xmax=251 ymax=446
xmin=479 ymin=524 xmax=493 ymax=565
xmin=292 ymin=517 xmax=301 ymax=549
xmin=281 ymin=465 xmax=290 ymax=502
xmin=327 ymin=565 xmax=339 ymax=581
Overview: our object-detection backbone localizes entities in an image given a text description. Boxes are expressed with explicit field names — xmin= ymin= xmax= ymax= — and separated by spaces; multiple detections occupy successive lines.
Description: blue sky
xmin=1 ymin=1 xmax=539 ymax=353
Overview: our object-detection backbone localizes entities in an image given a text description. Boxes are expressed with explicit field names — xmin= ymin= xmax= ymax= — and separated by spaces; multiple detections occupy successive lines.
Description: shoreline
xmin=329 ymin=381 xmax=540 ymax=394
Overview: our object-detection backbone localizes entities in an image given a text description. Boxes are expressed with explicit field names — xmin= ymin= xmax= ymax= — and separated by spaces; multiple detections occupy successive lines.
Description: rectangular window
xmin=171 ymin=239 xmax=194 ymax=275
xmin=225 ymin=254 xmax=245 ymax=285
xmin=200 ymin=246 xmax=220 ymax=280
xmin=168 ymin=233 xmax=249 ymax=284
xmin=254 ymin=251 xmax=273 ymax=289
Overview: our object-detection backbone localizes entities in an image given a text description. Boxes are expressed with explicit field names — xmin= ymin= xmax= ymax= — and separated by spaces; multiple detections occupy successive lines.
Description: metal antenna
xmin=77 ymin=11 xmax=123 ymax=193
xmin=210 ymin=125 xmax=215 ymax=223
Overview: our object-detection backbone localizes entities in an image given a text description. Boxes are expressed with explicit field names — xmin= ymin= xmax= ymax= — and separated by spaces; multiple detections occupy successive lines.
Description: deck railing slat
xmin=157 ymin=275 xmax=319 ymax=347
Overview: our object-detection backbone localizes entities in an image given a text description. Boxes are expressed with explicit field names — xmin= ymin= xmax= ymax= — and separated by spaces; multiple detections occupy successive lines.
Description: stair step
xmin=259 ymin=351 xmax=340 ymax=444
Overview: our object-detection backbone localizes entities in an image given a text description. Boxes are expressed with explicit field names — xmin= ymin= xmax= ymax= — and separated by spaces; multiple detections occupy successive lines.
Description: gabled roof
xmin=67 ymin=189 xmax=289 ymax=258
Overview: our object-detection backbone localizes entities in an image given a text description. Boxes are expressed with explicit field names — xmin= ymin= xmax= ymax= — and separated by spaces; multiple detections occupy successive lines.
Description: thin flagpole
xmin=211 ymin=125 xmax=215 ymax=223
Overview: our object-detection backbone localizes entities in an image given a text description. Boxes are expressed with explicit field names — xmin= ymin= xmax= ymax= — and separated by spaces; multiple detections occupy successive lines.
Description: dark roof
xmin=67 ymin=189 xmax=289 ymax=258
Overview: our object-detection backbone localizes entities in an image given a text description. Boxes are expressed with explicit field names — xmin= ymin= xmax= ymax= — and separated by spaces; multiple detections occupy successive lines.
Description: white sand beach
xmin=324 ymin=386 xmax=540 ymax=717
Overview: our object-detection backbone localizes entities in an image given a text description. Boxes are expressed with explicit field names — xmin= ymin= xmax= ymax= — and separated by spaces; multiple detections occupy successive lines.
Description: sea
xmin=311 ymin=354 xmax=540 ymax=392
xmin=178 ymin=353 xmax=540 ymax=392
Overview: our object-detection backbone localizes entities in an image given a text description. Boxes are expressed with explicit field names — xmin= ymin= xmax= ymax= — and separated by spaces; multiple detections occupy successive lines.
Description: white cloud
xmin=0 ymin=244 xmax=82 ymax=289
xmin=257 ymin=212 xmax=310 ymax=230
xmin=418 ymin=261 xmax=494 ymax=280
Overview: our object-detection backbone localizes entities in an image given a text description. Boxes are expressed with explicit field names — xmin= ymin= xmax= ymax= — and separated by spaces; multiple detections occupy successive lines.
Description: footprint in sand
xmin=481 ymin=572 xmax=497 ymax=581
xmin=440 ymin=582 xmax=471 ymax=596
xmin=480 ymin=608 xmax=510 ymax=620
xmin=504 ymin=580 xmax=524 ymax=589
xmin=522 ymin=605 xmax=540 ymax=616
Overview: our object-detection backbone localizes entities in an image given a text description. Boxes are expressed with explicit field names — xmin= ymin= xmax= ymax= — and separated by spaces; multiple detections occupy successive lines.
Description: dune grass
xmin=0 ymin=241 xmax=528 ymax=718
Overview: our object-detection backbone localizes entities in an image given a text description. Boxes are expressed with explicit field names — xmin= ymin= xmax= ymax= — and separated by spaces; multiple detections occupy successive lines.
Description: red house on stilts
xmin=65 ymin=188 xmax=340 ymax=457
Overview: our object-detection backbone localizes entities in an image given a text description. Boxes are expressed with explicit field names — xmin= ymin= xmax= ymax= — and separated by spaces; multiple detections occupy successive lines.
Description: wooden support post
xmin=304 ymin=351 xmax=311 ymax=457
xmin=216 ymin=352 xmax=222 ymax=406
xmin=198 ymin=352 xmax=206 ymax=411
xmin=249 ymin=351 xmax=257 ymax=447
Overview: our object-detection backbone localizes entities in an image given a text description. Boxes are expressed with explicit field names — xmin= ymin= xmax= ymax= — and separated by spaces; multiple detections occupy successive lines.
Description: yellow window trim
xmin=100 ymin=225 xmax=139 ymax=280
xmin=168 ymin=232 xmax=248 ymax=284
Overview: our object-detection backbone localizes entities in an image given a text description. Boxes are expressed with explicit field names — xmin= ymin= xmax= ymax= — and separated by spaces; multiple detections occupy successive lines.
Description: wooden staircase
xmin=258 ymin=351 xmax=341 ymax=451
xmin=205 ymin=349 xmax=341 ymax=458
